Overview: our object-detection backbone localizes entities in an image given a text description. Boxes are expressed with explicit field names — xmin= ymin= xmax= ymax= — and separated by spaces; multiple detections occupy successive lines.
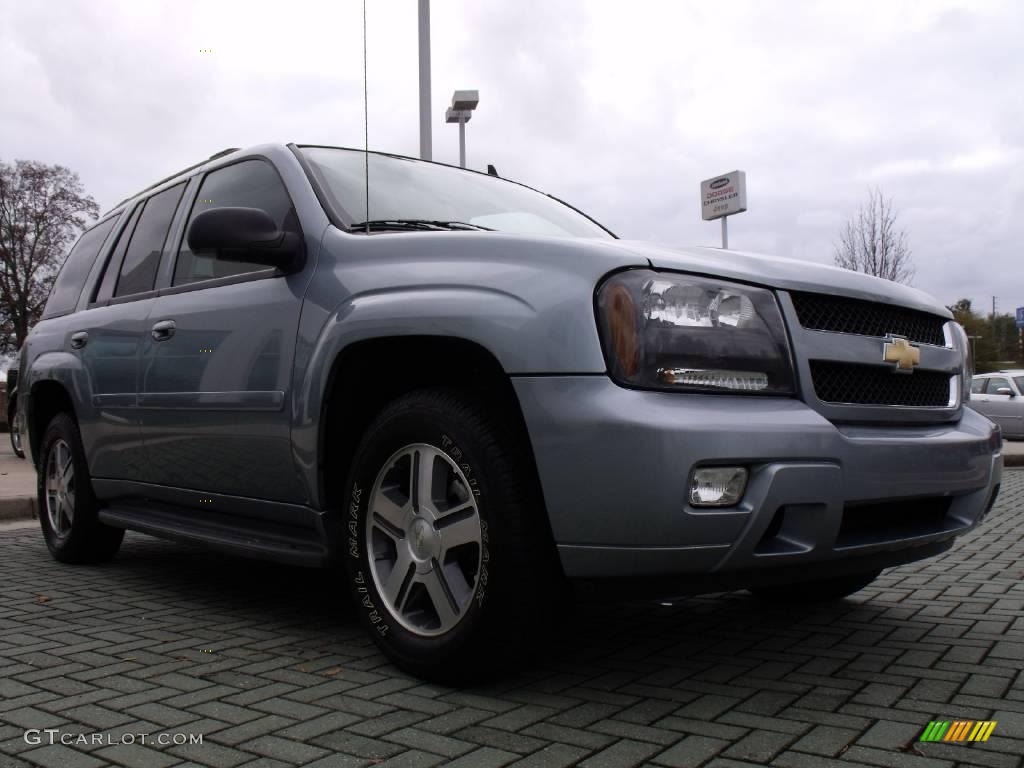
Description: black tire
xmin=37 ymin=412 xmax=123 ymax=564
xmin=750 ymin=569 xmax=881 ymax=602
xmin=341 ymin=388 xmax=560 ymax=683
xmin=8 ymin=396 xmax=25 ymax=459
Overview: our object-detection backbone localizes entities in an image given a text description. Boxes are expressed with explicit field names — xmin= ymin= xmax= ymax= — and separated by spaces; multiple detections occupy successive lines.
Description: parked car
xmin=16 ymin=143 xmax=1002 ymax=682
xmin=6 ymin=356 xmax=24 ymax=458
xmin=969 ymin=371 xmax=1024 ymax=439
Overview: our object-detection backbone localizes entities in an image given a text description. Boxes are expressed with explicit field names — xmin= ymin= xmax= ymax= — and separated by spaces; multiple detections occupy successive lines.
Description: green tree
xmin=949 ymin=298 xmax=1022 ymax=373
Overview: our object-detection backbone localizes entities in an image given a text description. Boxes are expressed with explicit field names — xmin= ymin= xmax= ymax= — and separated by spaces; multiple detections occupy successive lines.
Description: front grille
xmin=810 ymin=361 xmax=951 ymax=407
xmin=792 ymin=292 xmax=947 ymax=346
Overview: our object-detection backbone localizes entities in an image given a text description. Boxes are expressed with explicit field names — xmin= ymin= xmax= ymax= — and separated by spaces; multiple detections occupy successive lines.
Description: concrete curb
xmin=1005 ymin=454 xmax=1024 ymax=468
xmin=0 ymin=496 xmax=36 ymax=521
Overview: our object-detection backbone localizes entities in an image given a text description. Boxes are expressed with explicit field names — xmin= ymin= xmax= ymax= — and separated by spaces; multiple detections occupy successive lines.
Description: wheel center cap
xmin=408 ymin=517 xmax=438 ymax=561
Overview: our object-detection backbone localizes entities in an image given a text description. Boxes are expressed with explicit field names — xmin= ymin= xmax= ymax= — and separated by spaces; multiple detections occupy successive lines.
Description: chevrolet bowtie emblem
xmin=883 ymin=336 xmax=920 ymax=371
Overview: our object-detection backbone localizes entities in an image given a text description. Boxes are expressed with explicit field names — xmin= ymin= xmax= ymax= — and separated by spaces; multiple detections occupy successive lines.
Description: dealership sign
xmin=700 ymin=171 xmax=747 ymax=221
xmin=1017 ymin=306 xmax=1024 ymax=329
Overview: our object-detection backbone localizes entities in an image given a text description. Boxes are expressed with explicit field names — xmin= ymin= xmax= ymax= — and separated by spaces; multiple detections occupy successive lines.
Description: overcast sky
xmin=1 ymin=0 xmax=1020 ymax=313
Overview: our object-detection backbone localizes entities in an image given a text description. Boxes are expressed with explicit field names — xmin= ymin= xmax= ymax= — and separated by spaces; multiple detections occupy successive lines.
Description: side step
xmin=98 ymin=504 xmax=330 ymax=567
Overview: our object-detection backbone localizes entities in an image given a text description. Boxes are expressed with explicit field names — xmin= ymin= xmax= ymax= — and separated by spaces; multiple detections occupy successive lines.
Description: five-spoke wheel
xmin=45 ymin=438 xmax=76 ymax=539
xmin=37 ymin=413 xmax=123 ymax=563
xmin=343 ymin=389 xmax=559 ymax=683
xmin=368 ymin=443 xmax=483 ymax=636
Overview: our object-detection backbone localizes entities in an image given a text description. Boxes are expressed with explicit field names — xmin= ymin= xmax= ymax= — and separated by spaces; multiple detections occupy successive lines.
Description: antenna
xmin=362 ymin=0 xmax=370 ymax=233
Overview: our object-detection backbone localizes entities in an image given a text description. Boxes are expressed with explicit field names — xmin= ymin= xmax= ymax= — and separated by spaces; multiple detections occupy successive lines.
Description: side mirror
xmin=995 ymin=387 xmax=1015 ymax=397
xmin=186 ymin=207 xmax=303 ymax=270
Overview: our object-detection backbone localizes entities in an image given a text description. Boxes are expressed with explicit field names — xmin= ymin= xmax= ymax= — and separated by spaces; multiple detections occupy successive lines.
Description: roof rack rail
xmin=106 ymin=147 xmax=241 ymax=213
xmin=208 ymin=147 xmax=240 ymax=161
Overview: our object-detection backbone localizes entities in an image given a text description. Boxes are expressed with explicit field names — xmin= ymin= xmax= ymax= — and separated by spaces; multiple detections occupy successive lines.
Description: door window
xmin=173 ymin=160 xmax=295 ymax=286
xmin=986 ymin=377 xmax=1011 ymax=395
xmin=970 ymin=378 xmax=986 ymax=395
xmin=113 ymin=183 xmax=186 ymax=298
xmin=42 ymin=215 xmax=120 ymax=317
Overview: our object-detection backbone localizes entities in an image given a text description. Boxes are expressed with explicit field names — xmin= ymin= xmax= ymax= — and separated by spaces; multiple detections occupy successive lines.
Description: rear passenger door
xmin=71 ymin=183 xmax=187 ymax=482
xmin=137 ymin=159 xmax=307 ymax=504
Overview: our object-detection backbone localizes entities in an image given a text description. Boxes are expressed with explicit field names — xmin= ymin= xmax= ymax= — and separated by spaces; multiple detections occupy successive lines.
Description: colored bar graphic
xmin=921 ymin=722 xmax=949 ymax=741
xmin=921 ymin=720 xmax=996 ymax=742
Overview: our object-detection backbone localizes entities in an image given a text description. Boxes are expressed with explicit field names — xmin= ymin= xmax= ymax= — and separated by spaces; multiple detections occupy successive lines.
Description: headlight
xmin=596 ymin=270 xmax=795 ymax=394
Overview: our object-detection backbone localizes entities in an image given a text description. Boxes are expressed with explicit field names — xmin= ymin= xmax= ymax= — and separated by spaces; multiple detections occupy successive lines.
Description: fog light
xmin=689 ymin=467 xmax=748 ymax=507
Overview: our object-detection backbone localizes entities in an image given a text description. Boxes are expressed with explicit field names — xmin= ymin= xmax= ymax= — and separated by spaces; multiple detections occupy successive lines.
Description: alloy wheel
xmin=45 ymin=439 xmax=75 ymax=539
xmin=366 ymin=443 xmax=483 ymax=636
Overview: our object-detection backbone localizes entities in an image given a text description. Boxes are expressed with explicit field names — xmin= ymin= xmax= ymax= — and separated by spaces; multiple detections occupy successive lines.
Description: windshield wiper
xmin=347 ymin=219 xmax=495 ymax=233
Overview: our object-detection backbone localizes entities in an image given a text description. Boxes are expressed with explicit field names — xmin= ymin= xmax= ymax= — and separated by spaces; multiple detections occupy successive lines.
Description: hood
xmin=611 ymin=240 xmax=950 ymax=318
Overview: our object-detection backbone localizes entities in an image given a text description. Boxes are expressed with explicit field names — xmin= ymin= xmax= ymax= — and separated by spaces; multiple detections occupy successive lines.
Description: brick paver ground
xmin=1 ymin=473 xmax=1022 ymax=768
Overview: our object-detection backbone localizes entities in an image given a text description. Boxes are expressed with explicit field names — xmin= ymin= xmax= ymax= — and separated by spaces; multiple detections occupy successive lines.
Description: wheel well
xmin=320 ymin=336 xmax=547 ymax=520
xmin=29 ymin=380 xmax=76 ymax=466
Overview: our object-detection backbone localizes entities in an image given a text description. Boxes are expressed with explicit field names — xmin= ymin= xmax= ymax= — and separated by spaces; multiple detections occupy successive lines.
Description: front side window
xmin=114 ymin=183 xmax=186 ymax=297
xmin=42 ymin=214 xmax=120 ymax=318
xmin=986 ymin=377 xmax=1011 ymax=395
xmin=174 ymin=160 xmax=295 ymax=286
xmin=299 ymin=146 xmax=613 ymax=239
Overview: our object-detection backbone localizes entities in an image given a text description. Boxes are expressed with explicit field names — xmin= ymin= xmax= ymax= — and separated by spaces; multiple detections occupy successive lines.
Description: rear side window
xmin=42 ymin=215 xmax=120 ymax=318
xmin=114 ymin=183 xmax=186 ymax=297
xmin=970 ymin=378 xmax=986 ymax=394
xmin=173 ymin=160 xmax=295 ymax=286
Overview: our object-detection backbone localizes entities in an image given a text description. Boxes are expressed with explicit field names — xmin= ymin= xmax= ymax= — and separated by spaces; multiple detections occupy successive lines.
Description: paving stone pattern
xmin=1 ymin=473 xmax=1022 ymax=768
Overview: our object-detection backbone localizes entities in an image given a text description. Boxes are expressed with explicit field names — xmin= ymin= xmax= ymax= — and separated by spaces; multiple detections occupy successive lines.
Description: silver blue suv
xmin=17 ymin=143 xmax=1002 ymax=681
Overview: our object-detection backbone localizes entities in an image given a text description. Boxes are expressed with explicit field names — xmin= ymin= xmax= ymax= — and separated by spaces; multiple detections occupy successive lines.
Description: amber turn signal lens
xmin=605 ymin=283 xmax=640 ymax=378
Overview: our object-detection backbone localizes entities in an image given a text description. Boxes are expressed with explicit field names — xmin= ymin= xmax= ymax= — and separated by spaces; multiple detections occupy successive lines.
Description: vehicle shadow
xmin=104 ymin=533 xmax=899 ymax=690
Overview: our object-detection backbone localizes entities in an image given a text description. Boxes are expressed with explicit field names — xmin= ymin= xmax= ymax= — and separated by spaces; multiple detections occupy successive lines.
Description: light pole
xmin=446 ymin=90 xmax=479 ymax=168
xmin=418 ymin=0 xmax=431 ymax=160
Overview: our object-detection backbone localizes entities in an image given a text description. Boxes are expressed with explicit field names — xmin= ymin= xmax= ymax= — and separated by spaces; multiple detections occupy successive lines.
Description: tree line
xmin=949 ymin=299 xmax=1022 ymax=373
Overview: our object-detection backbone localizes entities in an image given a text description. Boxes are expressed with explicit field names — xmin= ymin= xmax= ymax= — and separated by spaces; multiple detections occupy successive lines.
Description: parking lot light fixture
xmin=446 ymin=90 xmax=479 ymax=168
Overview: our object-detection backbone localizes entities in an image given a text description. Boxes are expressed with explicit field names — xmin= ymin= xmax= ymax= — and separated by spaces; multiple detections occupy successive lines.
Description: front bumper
xmin=513 ymin=376 xmax=1002 ymax=582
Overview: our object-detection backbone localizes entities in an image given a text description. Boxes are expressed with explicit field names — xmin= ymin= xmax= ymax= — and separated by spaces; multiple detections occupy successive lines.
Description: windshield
xmin=300 ymin=146 xmax=613 ymax=239
xmin=1015 ymin=377 xmax=1024 ymax=394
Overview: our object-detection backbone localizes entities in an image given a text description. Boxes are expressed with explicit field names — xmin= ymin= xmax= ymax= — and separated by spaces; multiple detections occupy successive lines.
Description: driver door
xmin=138 ymin=158 xmax=308 ymax=504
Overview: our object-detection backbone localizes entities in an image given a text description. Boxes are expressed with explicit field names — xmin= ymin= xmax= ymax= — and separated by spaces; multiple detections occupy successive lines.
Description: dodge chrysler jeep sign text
xmin=700 ymin=170 xmax=748 ymax=220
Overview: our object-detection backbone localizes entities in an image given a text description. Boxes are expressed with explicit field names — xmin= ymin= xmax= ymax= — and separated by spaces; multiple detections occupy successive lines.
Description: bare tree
xmin=0 ymin=160 xmax=98 ymax=352
xmin=833 ymin=187 xmax=914 ymax=284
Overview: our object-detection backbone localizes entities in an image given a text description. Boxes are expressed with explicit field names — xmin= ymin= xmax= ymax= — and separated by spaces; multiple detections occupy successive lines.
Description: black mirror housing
xmin=186 ymin=207 xmax=303 ymax=271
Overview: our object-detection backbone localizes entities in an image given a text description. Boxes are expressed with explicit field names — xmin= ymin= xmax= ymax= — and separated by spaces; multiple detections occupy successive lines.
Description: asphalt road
xmin=0 ymin=472 xmax=1021 ymax=768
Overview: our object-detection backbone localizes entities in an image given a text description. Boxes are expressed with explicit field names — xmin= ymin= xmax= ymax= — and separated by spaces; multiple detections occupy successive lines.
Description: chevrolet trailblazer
xmin=16 ymin=144 xmax=1002 ymax=681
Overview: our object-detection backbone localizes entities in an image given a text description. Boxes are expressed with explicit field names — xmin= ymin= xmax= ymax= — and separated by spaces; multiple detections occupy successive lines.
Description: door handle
xmin=151 ymin=319 xmax=176 ymax=341
xmin=70 ymin=331 xmax=89 ymax=350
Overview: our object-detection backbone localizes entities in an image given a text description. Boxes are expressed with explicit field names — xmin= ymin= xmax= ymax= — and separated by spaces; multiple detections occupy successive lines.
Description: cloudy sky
xmin=1 ymin=0 xmax=1021 ymax=312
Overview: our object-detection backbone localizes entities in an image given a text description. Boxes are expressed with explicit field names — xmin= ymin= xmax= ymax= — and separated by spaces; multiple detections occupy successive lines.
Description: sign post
xmin=700 ymin=171 xmax=747 ymax=249
xmin=1016 ymin=307 xmax=1024 ymax=363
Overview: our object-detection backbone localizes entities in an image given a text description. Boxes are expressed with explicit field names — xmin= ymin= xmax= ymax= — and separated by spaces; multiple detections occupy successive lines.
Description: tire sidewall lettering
xmin=346 ymin=426 xmax=490 ymax=643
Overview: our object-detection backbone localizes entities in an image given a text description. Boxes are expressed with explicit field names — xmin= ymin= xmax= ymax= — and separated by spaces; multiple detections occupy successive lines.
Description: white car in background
xmin=970 ymin=371 xmax=1024 ymax=439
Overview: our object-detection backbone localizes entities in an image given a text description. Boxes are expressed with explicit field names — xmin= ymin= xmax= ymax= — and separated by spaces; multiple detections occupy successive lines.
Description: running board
xmin=98 ymin=504 xmax=330 ymax=567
